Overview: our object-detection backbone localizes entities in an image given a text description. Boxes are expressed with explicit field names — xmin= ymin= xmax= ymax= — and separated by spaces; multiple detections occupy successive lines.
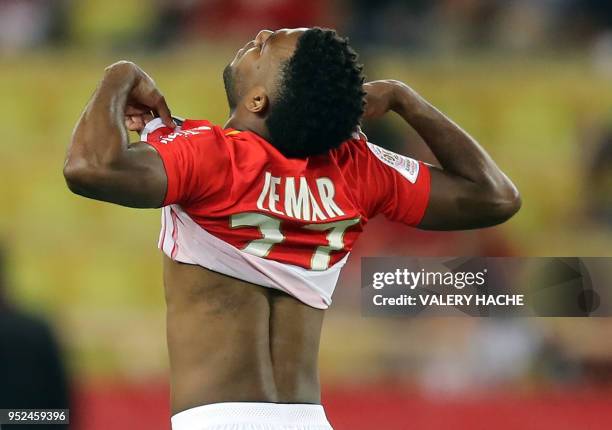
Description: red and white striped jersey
xmin=142 ymin=118 xmax=430 ymax=309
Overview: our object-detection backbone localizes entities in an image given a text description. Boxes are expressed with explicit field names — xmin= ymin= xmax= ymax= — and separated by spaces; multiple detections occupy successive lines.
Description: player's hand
xmin=363 ymin=80 xmax=399 ymax=120
xmin=124 ymin=104 xmax=154 ymax=133
xmin=105 ymin=61 xmax=176 ymax=130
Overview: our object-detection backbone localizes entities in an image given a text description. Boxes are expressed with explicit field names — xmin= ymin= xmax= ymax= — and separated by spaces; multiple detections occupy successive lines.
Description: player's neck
xmin=225 ymin=113 xmax=271 ymax=142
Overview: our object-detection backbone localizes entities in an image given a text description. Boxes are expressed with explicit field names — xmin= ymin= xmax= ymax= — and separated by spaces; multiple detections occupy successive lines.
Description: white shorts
xmin=171 ymin=402 xmax=334 ymax=430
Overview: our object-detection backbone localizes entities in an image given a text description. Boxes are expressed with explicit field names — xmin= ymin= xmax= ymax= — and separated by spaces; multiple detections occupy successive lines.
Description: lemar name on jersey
xmin=141 ymin=117 xmax=431 ymax=308
xmin=256 ymin=172 xmax=344 ymax=222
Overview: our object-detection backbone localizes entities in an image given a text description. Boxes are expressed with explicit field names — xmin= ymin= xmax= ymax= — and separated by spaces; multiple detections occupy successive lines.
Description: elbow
xmin=496 ymin=188 xmax=522 ymax=223
xmin=63 ymin=158 xmax=97 ymax=197
xmin=482 ymin=182 xmax=521 ymax=226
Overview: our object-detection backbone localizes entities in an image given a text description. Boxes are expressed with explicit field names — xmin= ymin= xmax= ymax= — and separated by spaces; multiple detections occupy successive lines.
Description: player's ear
xmin=244 ymin=86 xmax=269 ymax=114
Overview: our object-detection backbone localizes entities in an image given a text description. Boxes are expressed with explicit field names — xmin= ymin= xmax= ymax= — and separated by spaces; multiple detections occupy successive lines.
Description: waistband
xmin=171 ymin=402 xmax=330 ymax=428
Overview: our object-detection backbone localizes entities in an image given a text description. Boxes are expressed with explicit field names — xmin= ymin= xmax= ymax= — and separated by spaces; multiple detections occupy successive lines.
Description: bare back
xmin=163 ymin=256 xmax=324 ymax=414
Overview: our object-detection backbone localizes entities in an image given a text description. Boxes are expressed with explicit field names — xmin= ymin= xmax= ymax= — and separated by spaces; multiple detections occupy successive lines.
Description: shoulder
xmin=142 ymin=118 xmax=233 ymax=166
xmin=328 ymin=132 xmax=370 ymax=164
xmin=332 ymin=133 xmax=422 ymax=185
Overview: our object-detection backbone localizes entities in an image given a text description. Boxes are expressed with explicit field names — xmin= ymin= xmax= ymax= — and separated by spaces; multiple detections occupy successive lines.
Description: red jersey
xmin=142 ymin=118 xmax=430 ymax=309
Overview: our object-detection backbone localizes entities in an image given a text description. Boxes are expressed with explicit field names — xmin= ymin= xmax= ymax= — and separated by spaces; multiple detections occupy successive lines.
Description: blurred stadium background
xmin=1 ymin=0 xmax=612 ymax=429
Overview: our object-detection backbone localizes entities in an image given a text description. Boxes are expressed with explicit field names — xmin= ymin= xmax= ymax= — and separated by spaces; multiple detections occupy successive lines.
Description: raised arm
xmin=363 ymin=80 xmax=521 ymax=230
xmin=63 ymin=61 xmax=175 ymax=208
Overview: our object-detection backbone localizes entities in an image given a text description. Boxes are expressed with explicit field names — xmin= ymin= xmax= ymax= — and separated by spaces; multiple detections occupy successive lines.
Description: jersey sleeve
xmin=356 ymin=140 xmax=431 ymax=226
xmin=140 ymin=118 xmax=230 ymax=207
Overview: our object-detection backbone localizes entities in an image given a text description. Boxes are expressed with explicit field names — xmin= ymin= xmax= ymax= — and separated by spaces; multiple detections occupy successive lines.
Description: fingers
xmin=125 ymin=115 xmax=145 ymax=132
xmin=362 ymin=82 xmax=375 ymax=96
xmin=357 ymin=128 xmax=368 ymax=142
xmin=125 ymin=106 xmax=147 ymax=116
xmin=107 ymin=62 xmax=175 ymax=129
xmin=142 ymin=112 xmax=154 ymax=123
xmin=126 ymin=65 xmax=176 ymax=129
xmin=125 ymin=102 xmax=150 ymax=116
xmin=124 ymin=111 xmax=160 ymax=134
xmin=362 ymin=102 xmax=377 ymax=120
xmin=124 ymin=116 xmax=134 ymax=130
xmin=152 ymin=94 xmax=176 ymax=129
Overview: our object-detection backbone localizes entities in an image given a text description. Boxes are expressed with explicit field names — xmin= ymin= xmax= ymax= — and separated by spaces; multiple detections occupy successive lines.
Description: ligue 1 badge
xmin=367 ymin=142 xmax=420 ymax=183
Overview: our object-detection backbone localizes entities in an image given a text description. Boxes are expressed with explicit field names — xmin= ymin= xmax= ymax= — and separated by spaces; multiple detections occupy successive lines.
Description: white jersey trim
xmin=158 ymin=205 xmax=347 ymax=309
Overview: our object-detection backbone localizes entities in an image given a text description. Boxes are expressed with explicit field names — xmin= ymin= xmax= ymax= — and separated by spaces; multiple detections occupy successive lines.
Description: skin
xmin=63 ymin=28 xmax=520 ymax=413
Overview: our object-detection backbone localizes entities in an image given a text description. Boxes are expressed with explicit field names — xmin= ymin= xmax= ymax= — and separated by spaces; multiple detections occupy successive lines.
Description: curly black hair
xmin=266 ymin=28 xmax=365 ymax=158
